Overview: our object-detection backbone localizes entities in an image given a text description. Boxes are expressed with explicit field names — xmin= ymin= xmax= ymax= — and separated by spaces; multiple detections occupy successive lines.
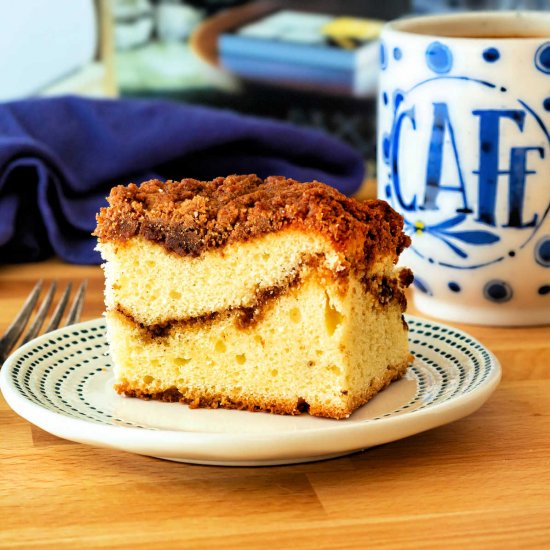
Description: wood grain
xmin=1 ymin=259 xmax=549 ymax=549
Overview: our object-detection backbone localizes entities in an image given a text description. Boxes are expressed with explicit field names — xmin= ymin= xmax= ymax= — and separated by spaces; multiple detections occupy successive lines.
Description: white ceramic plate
xmin=0 ymin=316 xmax=500 ymax=466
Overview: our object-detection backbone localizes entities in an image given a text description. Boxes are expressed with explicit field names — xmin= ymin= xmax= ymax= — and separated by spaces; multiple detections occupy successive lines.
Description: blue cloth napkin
xmin=0 ymin=96 xmax=365 ymax=264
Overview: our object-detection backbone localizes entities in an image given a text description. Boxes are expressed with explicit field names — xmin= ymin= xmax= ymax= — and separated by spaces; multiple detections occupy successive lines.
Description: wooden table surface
xmin=1 ymin=259 xmax=549 ymax=549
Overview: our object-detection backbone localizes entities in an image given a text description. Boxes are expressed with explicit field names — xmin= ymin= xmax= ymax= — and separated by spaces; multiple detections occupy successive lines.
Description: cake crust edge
xmin=114 ymin=358 xmax=411 ymax=420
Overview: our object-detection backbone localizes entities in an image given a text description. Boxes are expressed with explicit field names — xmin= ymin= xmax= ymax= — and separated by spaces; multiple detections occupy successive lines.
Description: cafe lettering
xmin=390 ymin=103 xmax=545 ymax=229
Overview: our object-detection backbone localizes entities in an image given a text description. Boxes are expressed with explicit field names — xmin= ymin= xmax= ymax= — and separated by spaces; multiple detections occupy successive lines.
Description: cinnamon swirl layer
xmin=106 ymin=272 xmax=411 ymax=419
xmin=98 ymin=229 xmax=399 ymax=327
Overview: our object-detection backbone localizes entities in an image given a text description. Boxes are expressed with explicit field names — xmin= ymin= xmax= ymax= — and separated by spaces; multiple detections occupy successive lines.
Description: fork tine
xmin=64 ymin=280 xmax=87 ymax=326
xmin=43 ymin=282 xmax=72 ymax=333
xmin=19 ymin=281 xmax=58 ymax=347
xmin=0 ymin=280 xmax=43 ymax=362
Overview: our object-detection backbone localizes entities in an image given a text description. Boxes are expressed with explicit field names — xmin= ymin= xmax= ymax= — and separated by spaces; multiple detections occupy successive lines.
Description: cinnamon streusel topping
xmin=94 ymin=174 xmax=410 ymax=269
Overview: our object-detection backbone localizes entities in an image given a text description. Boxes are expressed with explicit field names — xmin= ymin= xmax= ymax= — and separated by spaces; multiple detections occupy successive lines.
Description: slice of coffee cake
xmin=94 ymin=174 xmax=413 ymax=419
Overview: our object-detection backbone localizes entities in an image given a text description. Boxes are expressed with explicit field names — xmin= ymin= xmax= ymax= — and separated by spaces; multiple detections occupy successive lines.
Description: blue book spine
xmin=220 ymin=53 xmax=354 ymax=87
xmin=219 ymin=34 xmax=356 ymax=71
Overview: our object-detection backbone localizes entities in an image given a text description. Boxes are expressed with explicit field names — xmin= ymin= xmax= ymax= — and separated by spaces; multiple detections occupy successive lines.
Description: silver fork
xmin=0 ymin=280 xmax=87 ymax=365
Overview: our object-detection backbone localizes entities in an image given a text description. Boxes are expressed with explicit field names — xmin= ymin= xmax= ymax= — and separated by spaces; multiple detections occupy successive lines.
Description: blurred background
xmin=1 ymin=0 xmax=549 ymax=175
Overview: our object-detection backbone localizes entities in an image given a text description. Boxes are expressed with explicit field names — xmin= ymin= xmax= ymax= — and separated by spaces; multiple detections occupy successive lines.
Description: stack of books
xmin=218 ymin=10 xmax=382 ymax=96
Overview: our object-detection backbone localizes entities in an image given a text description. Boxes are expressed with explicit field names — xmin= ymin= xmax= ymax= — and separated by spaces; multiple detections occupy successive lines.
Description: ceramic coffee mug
xmin=378 ymin=11 xmax=550 ymax=326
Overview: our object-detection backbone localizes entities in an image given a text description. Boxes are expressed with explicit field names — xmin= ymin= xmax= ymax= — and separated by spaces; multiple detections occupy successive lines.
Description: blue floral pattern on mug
xmin=378 ymin=13 xmax=550 ymax=324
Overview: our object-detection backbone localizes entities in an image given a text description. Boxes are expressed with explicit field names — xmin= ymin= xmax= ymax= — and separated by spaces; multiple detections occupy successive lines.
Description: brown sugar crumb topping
xmin=94 ymin=174 xmax=410 ymax=268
